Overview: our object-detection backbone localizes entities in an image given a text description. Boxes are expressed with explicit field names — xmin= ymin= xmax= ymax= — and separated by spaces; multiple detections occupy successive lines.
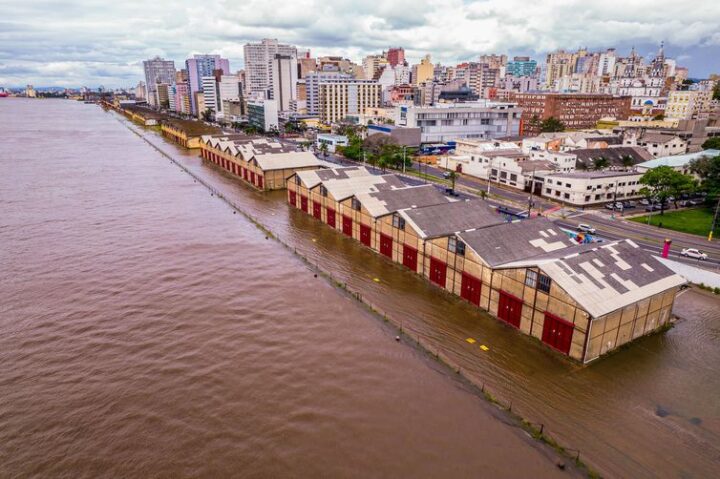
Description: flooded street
xmin=114 ymin=105 xmax=720 ymax=477
xmin=1 ymin=99 xmax=575 ymax=478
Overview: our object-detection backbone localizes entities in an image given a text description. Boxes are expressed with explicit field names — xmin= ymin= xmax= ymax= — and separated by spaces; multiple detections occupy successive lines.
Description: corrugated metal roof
xmin=322 ymin=174 xmax=406 ymax=201
xmin=355 ymin=185 xmax=450 ymax=218
xmin=252 ymin=151 xmax=323 ymax=171
xmin=636 ymin=149 xmax=720 ymax=169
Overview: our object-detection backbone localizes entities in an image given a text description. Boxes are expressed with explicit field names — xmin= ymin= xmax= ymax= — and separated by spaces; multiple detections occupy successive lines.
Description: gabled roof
xmin=458 ymin=217 xmax=578 ymax=268
xmin=250 ymin=151 xmax=323 ymax=171
xmin=573 ymin=146 xmax=653 ymax=168
xmin=400 ymin=200 xmax=507 ymax=239
xmin=321 ymin=174 xmax=406 ymax=202
xmin=294 ymin=166 xmax=372 ymax=189
xmin=355 ymin=185 xmax=450 ymax=218
xmin=636 ymin=149 xmax=720 ymax=169
xmin=502 ymin=239 xmax=686 ymax=318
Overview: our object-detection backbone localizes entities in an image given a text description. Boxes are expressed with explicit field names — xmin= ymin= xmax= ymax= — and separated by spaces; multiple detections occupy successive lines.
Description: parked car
xmin=442 ymin=171 xmax=452 ymax=179
xmin=681 ymin=248 xmax=708 ymax=260
xmin=622 ymin=201 xmax=636 ymax=208
xmin=688 ymin=199 xmax=703 ymax=206
xmin=577 ymin=224 xmax=596 ymax=234
xmin=645 ymin=204 xmax=662 ymax=211
xmin=678 ymin=200 xmax=690 ymax=207
xmin=640 ymin=198 xmax=651 ymax=206
xmin=605 ymin=203 xmax=616 ymax=210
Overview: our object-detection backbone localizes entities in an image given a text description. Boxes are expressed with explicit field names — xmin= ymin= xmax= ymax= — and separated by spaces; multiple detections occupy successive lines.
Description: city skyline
xmin=2 ymin=0 xmax=720 ymax=88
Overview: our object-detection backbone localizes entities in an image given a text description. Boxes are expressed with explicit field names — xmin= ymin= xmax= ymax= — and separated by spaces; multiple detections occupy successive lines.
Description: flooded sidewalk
xmin=126 ymin=116 xmax=720 ymax=478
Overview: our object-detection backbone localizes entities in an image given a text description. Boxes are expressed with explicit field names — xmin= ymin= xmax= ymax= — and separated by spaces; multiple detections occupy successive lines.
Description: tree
xmin=714 ymin=81 xmax=720 ymax=101
xmin=319 ymin=141 xmax=329 ymax=157
xmin=667 ymin=171 xmax=696 ymax=208
xmin=652 ymin=113 xmax=665 ymax=121
xmin=639 ymin=166 xmax=693 ymax=215
xmin=702 ymin=137 xmax=720 ymax=150
xmin=690 ymin=154 xmax=720 ymax=199
xmin=621 ymin=155 xmax=635 ymax=168
xmin=593 ymin=156 xmax=609 ymax=170
xmin=540 ymin=116 xmax=565 ymax=133
xmin=201 ymin=108 xmax=213 ymax=122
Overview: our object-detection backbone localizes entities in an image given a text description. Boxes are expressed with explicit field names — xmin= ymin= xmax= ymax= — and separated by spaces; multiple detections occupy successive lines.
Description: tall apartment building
xmin=143 ymin=57 xmax=176 ymax=107
xmin=413 ymin=54 xmax=434 ymax=84
xmin=509 ymin=92 xmax=632 ymax=135
xmin=135 ymin=81 xmax=146 ymax=100
xmin=243 ymin=39 xmax=298 ymax=97
xmin=271 ymin=54 xmax=298 ymax=111
xmin=506 ymin=57 xmax=537 ymax=77
xmin=386 ymin=47 xmax=405 ymax=67
xmin=467 ymin=63 xmax=500 ymax=98
xmin=665 ymin=90 xmax=714 ymax=120
xmin=318 ymin=79 xmax=381 ymax=124
xmin=363 ymin=54 xmax=389 ymax=80
xmin=201 ymin=75 xmax=220 ymax=114
xmin=545 ymin=50 xmax=578 ymax=89
xmin=396 ymin=101 xmax=522 ymax=143
xmin=186 ymin=55 xmax=230 ymax=114
xmin=217 ymin=75 xmax=243 ymax=119
xmin=305 ymin=72 xmax=352 ymax=115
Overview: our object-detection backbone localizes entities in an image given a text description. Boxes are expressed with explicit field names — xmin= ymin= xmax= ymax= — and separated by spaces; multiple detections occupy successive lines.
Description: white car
xmin=577 ymin=224 xmax=596 ymax=234
xmin=681 ymin=248 xmax=708 ymax=260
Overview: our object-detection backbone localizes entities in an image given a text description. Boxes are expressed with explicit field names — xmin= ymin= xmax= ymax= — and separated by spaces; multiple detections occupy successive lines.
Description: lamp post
xmin=709 ymin=193 xmax=720 ymax=241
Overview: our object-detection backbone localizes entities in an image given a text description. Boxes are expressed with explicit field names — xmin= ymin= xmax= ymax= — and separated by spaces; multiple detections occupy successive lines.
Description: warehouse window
xmin=352 ymin=198 xmax=361 ymax=211
xmin=320 ymin=185 xmax=328 ymax=197
xmin=295 ymin=176 xmax=301 ymax=185
xmin=538 ymin=274 xmax=552 ymax=293
xmin=392 ymin=214 xmax=405 ymax=230
xmin=448 ymin=236 xmax=465 ymax=256
xmin=525 ymin=270 xmax=537 ymax=288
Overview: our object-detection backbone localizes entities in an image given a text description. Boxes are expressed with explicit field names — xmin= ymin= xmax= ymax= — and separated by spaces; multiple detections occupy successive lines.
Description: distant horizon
xmin=2 ymin=0 xmax=720 ymax=88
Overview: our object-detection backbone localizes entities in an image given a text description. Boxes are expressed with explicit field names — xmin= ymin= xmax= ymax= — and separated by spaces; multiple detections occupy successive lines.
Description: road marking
xmin=466 ymin=338 xmax=476 ymax=344
xmin=480 ymin=345 xmax=489 ymax=351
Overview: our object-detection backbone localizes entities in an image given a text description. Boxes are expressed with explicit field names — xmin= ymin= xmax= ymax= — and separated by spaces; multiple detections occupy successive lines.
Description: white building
xmin=217 ymin=75 xmax=243 ymax=119
xmin=540 ymin=171 xmax=643 ymax=205
xmin=201 ymin=76 xmax=219 ymax=114
xmin=271 ymin=54 xmax=298 ymax=111
xmin=396 ymin=101 xmax=522 ymax=143
xmin=666 ymin=90 xmax=714 ymax=120
xmin=316 ymin=134 xmax=348 ymax=153
xmin=527 ymin=149 xmax=577 ymax=172
xmin=623 ymin=131 xmax=688 ymax=157
xmin=244 ymin=39 xmax=297 ymax=97
xmin=305 ymin=72 xmax=352 ymax=115
xmin=247 ymin=99 xmax=279 ymax=132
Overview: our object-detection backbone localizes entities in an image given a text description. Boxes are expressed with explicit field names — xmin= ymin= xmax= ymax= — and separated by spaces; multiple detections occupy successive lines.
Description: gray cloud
xmin=0 ymin=0 xmax=719 ymax=88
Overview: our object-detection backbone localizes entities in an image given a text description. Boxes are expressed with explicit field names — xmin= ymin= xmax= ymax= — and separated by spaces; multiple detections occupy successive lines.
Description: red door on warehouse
xmin=326 ymin=208 xmax=336 ymax=228
xmin=402 ymin=245 xmax=418 ymax=272
xmin=342 ymin=215 xmax=353 ymax=236
xmin=379 ymin=233 xmax=393 ymax=258
xmin=312 ymin=201 xmax=322 ymax=220
xmin=542 ymin=312 xmax=575 ymax=355
xmin=300 ymin=196 xmax=308 ymax=213
xmin=429 ymin=257 xmax=447 ymax=288
xmin=460 ymin=272 xmax=482 ymax=306
xmin=497 ymin=291 xmax=522 ymax=328
xmin=360 ymin=224 xmax=372 ymax=247
xmin=288 ymin=190 xmax=297 ymax=207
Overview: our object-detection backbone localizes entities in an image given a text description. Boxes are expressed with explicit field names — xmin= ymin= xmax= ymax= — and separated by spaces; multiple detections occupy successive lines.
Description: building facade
xmin=143 ymin=57 xmax=176 ymax=108
xmin=318 ymin=79 xmax=381 ymax=124
xmin=244 ymin=38 xmax=298 ymax=97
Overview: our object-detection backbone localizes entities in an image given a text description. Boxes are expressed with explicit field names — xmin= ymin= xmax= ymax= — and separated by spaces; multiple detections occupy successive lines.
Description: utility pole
xmin=709 ymin=193 xmax=720 ymax=241
xmin=611 ymin=181 xmax=618 ymax=219
xmin=528 ymin=168 xmax=535 ymax=218
xmin=402 ymin=145 xmax=406 ymax=174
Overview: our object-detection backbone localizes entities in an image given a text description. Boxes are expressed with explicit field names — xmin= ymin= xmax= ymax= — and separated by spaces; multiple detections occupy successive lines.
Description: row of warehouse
xmin=105 ymin=103 xmax=687 ymax=363
xmin=285 ymin=166 xmax=684 ymax=363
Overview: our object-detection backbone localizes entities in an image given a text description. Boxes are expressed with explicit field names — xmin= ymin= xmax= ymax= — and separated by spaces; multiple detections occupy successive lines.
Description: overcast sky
xmin=2 ymin=0 xmax=720 ymax=88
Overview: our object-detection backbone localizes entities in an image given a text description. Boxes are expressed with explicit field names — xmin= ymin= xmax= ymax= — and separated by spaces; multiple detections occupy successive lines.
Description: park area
xmin=629 ymin=207 xmax=714 ymax=236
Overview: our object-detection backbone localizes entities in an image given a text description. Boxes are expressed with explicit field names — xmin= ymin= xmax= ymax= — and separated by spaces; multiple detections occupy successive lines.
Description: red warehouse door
xmin=326 ymin=208 xmax=336 ymax=228
xmin=460 ymin=272 xmax=482 ymax=306
xmin=250 ymin=172 xmax=256 ymax=185
xmin=243 ymin=168 xmax=248 ymax=181
xmin=300 ymin=196 xmax=308 ymax=213
xmin=288 ymin=190 xmax=297 ymax=207
xmin=342 ymin=215 xmax=353 ymax=236
xmin=498 ymin=291 xmax=522 ymax=328
xmin=542 ymin=313 xmax=575 ymax=355
xmin=257 ymin=175 xmax=264 ymax=189
xmin=360 ymin=224 xmax=372 ymax=247
xmin=312 ymin=201 xmax=322 ymax=219
xmin=379 ymin=233 xmax=393 ymax=258
xmin=402 ymin=245 xmax=418 ymax=271
xmin=429 ymin=257 xmax=447 ymax=288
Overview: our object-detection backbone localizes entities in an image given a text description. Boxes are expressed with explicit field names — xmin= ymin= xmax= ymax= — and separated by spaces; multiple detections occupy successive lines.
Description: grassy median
xmin=629 ymin=207 xmax=714 ymax=236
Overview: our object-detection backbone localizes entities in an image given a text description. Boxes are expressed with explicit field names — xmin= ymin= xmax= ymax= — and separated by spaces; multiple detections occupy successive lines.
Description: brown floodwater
xmin=110 ymin=103 xmax=720 ymax=478
xmin=1 ymin=99 xmax=577 ymax=478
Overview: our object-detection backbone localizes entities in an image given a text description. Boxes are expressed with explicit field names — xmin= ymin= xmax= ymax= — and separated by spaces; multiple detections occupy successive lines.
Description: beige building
xmin=318 ymin=79 xmax=381 ymax=124
xmin=413 ymin=54 xmax=434 ymax=85
xmin=666 ymin=90 xmax=714 ymax=120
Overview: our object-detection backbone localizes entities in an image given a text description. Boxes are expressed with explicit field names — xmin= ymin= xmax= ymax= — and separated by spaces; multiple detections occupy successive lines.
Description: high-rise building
xmin=135 ymin=81 xmax=146 ymax=100
xmin=386 ymin=47 xmax=405 ymax=67
xmin=413 ymin=55 xmax=434 ymax=84
xmin=185 ymin=55 xmax=230 ymax=114
xmin=143 ymin=57 xmax=176 ymax=107
xmin=201 ymin=75 xmax=220 ymax=115
xmin=363 ymin=54 xmax=389 ymax=80
xmin=271 ymin=54 xmax=298 ymax=111
xmin=467 ymin=63 xmax=500 ymax=99
xmin=305 ymin=72 xmax=352 ymax=115
xmin=217 ymin=75 xmax=243 ymax=119
xmin=243 ymin=39 xmax=298 ymax=97
xmin=318 ymin=79 xmax=381 ymax=124
xmin=506 ymin=57 xmax=537 ymax=77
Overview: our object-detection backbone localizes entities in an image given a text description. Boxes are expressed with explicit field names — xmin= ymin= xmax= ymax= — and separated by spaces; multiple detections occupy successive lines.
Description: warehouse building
xmin=161 ymin=119 xmax=221 ymax=148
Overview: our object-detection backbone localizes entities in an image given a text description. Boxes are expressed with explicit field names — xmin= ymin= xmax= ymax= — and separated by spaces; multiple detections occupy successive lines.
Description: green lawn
xmin=629 ymin=207 xmax=714 ymax=236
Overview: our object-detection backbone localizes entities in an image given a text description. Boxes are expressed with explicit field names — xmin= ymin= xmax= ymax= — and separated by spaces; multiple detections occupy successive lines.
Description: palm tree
xmin=621 ymin=155 xmax=634 ymax=169
xmin=319 ymin=142 xmax=329 ymax=157
xmin=448 ymin=171 xmax=458 ymax=192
